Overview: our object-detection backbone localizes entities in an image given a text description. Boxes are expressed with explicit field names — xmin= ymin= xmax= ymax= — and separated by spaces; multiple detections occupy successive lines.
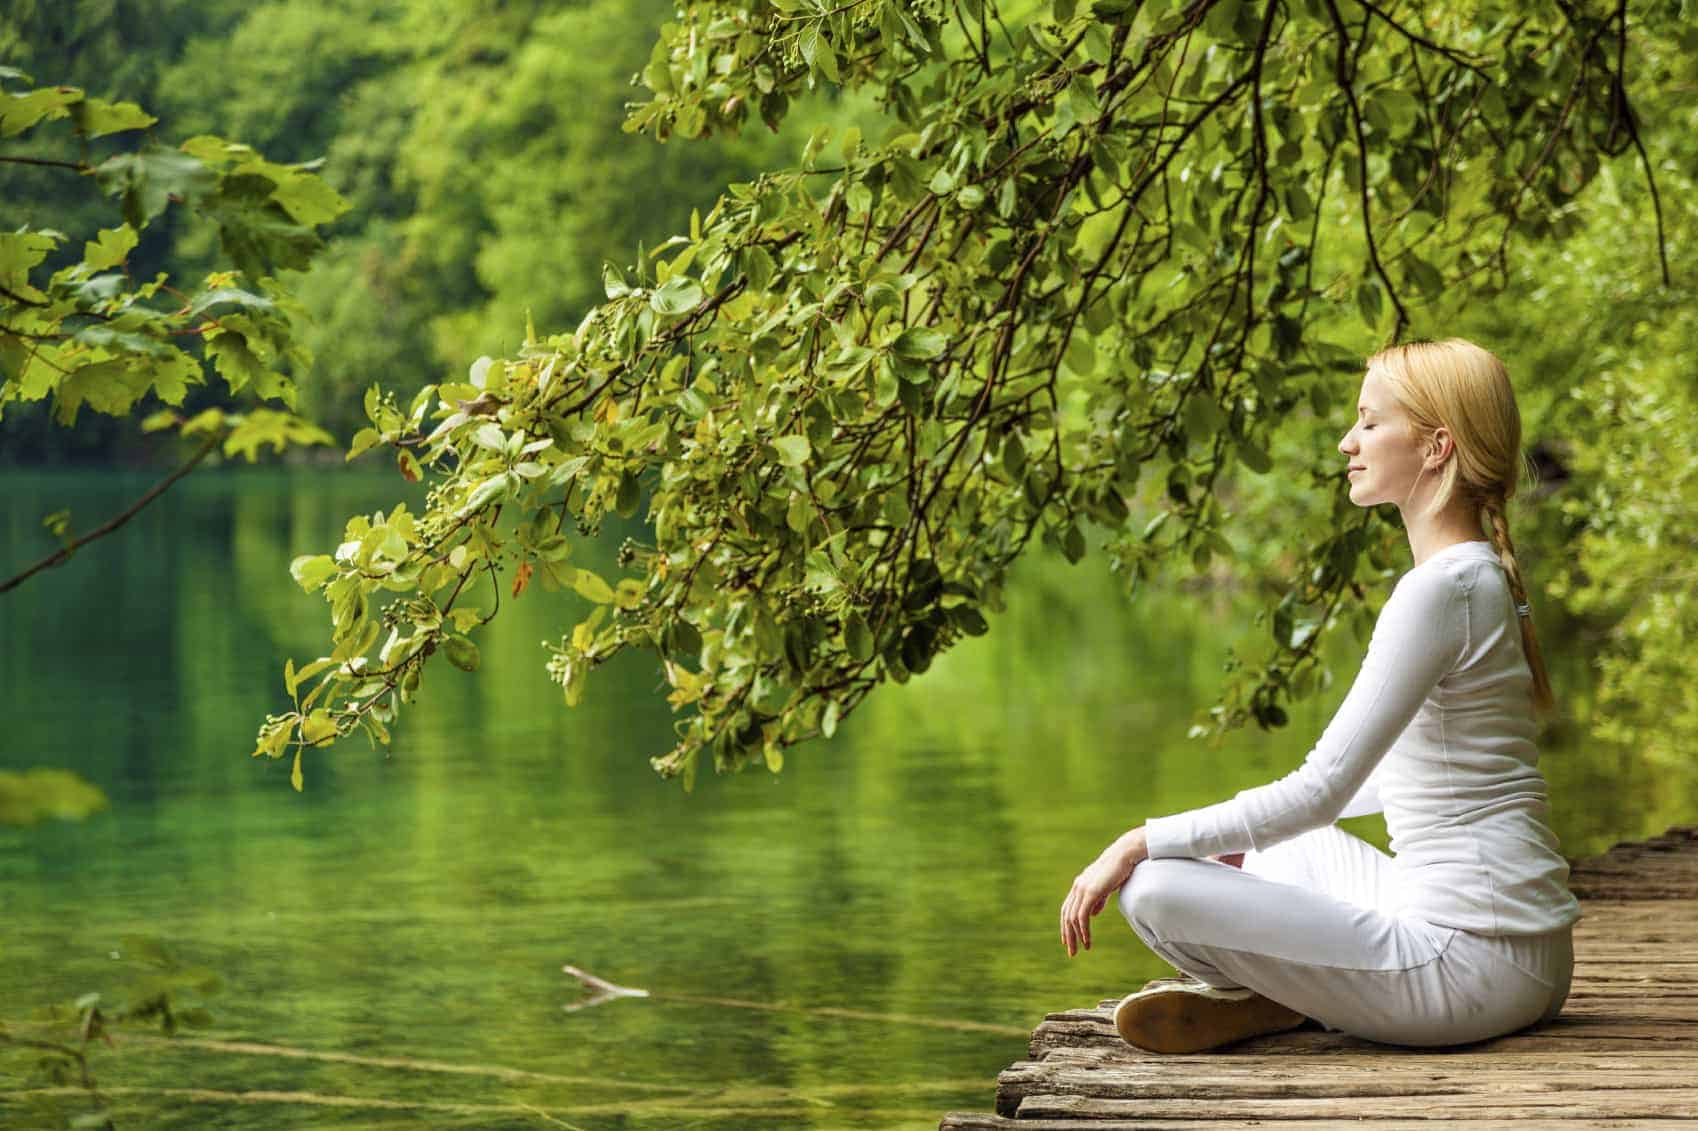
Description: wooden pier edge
xmin=940 ymin=825 xmax=1698 ymax=1129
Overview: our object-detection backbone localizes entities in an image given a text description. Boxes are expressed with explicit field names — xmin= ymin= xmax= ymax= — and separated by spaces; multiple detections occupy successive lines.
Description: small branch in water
xmin=559 ymin=964 xmax=1029 ymax=1036
xmin=560 ymin=964 xmax=651 ymax=1012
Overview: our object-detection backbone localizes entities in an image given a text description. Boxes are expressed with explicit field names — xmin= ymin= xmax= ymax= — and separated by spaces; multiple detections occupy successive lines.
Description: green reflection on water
xmin=1 ymin=468 xmax=1690 ymax=1129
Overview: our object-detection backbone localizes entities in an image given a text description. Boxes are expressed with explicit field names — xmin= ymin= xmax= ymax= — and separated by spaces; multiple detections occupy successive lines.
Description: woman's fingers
xmin=1060 ymin=878 xmax=1099 ymax=956
xmin=1062 ymin=866 xmax=1121 ymax=956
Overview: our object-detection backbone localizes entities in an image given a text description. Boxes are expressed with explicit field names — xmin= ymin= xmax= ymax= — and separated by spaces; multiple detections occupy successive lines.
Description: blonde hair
xmin=1365 ymin=337 xmax=1556 ymax=717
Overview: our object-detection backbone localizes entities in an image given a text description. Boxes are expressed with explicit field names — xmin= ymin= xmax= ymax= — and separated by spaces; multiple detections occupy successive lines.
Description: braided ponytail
xmin=1481 ymin=495 xmax=1557 ymax=717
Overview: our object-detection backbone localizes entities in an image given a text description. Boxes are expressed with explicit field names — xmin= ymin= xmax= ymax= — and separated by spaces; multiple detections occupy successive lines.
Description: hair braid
xmin=1480 ymin=496 xmax=1556 ymax=716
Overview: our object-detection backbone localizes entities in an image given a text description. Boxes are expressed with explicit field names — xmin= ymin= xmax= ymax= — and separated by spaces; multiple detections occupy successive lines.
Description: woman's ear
xmin=1426 ymin=427 xmax=1455 ymax=470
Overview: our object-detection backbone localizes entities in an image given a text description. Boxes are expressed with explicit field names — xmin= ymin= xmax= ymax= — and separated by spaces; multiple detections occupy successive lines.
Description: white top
xmin=1145 ymin=539 xmax=1582 ymax=936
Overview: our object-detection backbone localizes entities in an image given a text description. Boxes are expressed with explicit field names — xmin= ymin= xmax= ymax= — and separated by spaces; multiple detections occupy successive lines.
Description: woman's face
xmin=1337 ymin=366 xmax=1431 ymax=509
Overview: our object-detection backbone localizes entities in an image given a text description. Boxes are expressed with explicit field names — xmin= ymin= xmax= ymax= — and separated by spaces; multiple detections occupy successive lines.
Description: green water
xmin=2 ymin=469 xmax=1691 ymax=1129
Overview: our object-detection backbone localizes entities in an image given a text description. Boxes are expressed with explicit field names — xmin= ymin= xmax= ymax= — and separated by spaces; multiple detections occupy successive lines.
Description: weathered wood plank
xmin=942 ymin=1118 xmax=1695 ymax=1130
xmin=1005 ymin=1066 xmax=1698 ymax=1101
xmin=1015 ymin=1089 xmax=1698 ymax=1120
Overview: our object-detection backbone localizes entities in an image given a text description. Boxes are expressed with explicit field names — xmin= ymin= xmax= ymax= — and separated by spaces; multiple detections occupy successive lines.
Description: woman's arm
xmin=1336 ymin=759 xmax=1385 ymax=819
xmin=1144 ymin=566 xmax=1467 ymax=859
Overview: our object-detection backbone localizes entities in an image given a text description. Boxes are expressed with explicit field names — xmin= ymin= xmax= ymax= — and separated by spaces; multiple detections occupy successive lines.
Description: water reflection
xmin=1 ymin=468 xmax=1690 ymax=1128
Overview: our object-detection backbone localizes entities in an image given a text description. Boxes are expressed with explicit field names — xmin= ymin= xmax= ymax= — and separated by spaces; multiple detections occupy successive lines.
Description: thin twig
xmin=0 ymin=431 xmax=222 ymax=595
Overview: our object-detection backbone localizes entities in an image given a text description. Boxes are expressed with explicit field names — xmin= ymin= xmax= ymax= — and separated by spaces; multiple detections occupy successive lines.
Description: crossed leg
xmin=1116 ymin=825 xmax=1553 ymax=1047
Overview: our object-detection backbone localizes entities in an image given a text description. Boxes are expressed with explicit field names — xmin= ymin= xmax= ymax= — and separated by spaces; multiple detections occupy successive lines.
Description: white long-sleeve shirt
xmin=1145 ymin=539 xmax=1582 ymax=936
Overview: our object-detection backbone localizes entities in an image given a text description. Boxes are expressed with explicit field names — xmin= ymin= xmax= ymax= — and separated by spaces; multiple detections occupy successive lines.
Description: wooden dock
xmin=941 ymin=826 xmax=1698 ymax=1128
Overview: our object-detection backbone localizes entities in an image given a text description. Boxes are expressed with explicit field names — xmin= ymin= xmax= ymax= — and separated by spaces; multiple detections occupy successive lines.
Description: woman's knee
xmin=1117 ymin=857 xmax=1204 ymax=933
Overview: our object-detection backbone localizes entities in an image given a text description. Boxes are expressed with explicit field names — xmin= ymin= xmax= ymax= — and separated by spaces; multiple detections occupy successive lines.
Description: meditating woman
xmin=1058 ymin=337 xmax=1579 ymax=1053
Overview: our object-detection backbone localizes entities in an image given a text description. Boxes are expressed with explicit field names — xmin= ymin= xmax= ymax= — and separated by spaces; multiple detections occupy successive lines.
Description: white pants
xmin=1115 ymin=824 xmax=1574 ymax=1047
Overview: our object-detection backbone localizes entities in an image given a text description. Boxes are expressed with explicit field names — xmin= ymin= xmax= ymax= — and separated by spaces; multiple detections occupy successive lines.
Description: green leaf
xmin=53 ymin=361 xmax=151 ymax=426
xmin=285 ymin=657 xmax=337 ymax=696
xmin=615 ymin=469 xmax=642 ymax=517
xmin=186 ymin=286 xmax=277 ymax=320
xmin=94 ymin=145 xmax=217 ymax=228
xmin=201 ymin=173 xmax=325 ymax=279
xmin=301 ymin=709 xmax=337 ymax=744
xmin=444 ymin=636 xmax=481 ymax=672
xmin=348 ymin=427 xmax=381 ymax=461
xmin=223 ymin=409 xmax=333 ymax=462
xmin=1064 ymin=333 xmax=1096 ymax=376
xmin=1356 ymin=278 xmax=1382 ymax=326
xmin=254 ymin=161 xmax=349 ymax=226
xmin=72 ymin=96 xmax=157 ymax=138
xmin=0 ymin=85 xmax=81 ymax=137
xmin=771 ymin=435 xmax=811 ymax=467
xmin=951 ymin=605 xmax=990 ymax=636
xmin=844 ymin=612 xmax=874 ymax=662
xmin=290 ymin=555 xmax=337 ymax=592
xmin=891 ymin=326 xmax=947 ymax=360
xmin=602 ymin=263 xmax=631 ymax=299
xmin=1061 ymin=522 xmax=1086 ymax=563
xmin=83 ymin=225 xmax=138 ymax=272
xmin=0 ymin=230 xmax=59 ymax=295
xmin=571 ymin=568 xmax=615 ymax=604
xmin=650 ymin=275 xmax=704 ymax=315
xmin=205 ymin=328 xmax=291 ymax=404
xmin=1235 ymin=435 xmax=1273 ymax=474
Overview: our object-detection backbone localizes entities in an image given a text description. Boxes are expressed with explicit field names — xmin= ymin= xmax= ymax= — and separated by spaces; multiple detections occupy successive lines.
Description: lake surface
xmin=2 ymin=468 xmax=1690 ymax=1129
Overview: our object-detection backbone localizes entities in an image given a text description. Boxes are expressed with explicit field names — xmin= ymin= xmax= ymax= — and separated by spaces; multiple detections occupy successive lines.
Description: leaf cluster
xmin=0 ymin=69 xmax=342 ymax=457
xmin=259 ymin=0 xmax=1673 ymax=788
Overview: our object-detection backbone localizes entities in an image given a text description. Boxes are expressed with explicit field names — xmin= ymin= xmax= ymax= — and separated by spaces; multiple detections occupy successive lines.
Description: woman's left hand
xmin=1060 ymin=826 xmax=1148 ymax=958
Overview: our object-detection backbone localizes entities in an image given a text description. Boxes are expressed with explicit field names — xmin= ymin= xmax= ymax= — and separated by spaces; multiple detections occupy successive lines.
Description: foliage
xmin=128 ymin=0 xmax=879 ymax=440
xmin=1542 ymin=194 xmax=1698 ymax=771
xmin=258 ymin=0 xmax=1679 ymax=790
xmin=0 ymin=71 xmax=342 ymax=594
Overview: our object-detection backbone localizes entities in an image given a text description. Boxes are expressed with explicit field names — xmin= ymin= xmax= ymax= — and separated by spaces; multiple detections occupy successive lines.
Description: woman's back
xmin=1377 ymin=540 xmax=1581 ymax=934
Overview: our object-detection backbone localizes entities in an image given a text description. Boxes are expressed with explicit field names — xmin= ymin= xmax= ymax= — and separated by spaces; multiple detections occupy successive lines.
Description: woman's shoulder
xmin=1385 ymin=543 xmax=1501 ymax=619
xmin=1396 ymin=541 xmax=1502 ymax=591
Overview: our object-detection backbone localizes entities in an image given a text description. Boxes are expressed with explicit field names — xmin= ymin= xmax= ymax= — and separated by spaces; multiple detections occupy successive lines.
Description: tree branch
xmin=1 ymin=431 xmax=222 ymax=595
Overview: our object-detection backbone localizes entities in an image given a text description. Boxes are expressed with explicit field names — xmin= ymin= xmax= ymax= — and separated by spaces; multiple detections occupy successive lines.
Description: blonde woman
xmin=1059 ymin=338 xmax=1579 ymax=1053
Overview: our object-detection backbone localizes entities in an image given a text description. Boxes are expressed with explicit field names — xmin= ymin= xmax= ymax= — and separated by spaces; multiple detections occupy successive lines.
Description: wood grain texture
xmin=941 ymin=824 xmax=1698 ymax=1128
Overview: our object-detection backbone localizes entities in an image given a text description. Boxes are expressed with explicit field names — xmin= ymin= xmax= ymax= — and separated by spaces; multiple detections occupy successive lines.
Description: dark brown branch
xmin=1322 ymin=0 xmax=1411 ymax=341
xmin=1350 ymin=0 xmax=1492 ymax=76
xmin=1610 ymin=0 xmax=1671 ymax=286
xmin=0 ymin=154 xmax=87 ymax=171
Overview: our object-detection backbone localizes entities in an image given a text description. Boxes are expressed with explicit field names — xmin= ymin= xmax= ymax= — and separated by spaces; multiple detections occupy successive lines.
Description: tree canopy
xmin=254 ymin=0 xmax=1679 ymax=791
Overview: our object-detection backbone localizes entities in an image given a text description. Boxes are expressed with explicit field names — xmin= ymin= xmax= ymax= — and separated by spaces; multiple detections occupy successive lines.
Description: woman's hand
xmin=1060 ymin=826 xmax=1149 ymax=958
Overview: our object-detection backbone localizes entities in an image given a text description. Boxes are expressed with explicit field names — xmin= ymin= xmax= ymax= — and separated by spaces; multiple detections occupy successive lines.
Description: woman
xmin=1058 ymin=338 xmax=1580 ymax=1054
